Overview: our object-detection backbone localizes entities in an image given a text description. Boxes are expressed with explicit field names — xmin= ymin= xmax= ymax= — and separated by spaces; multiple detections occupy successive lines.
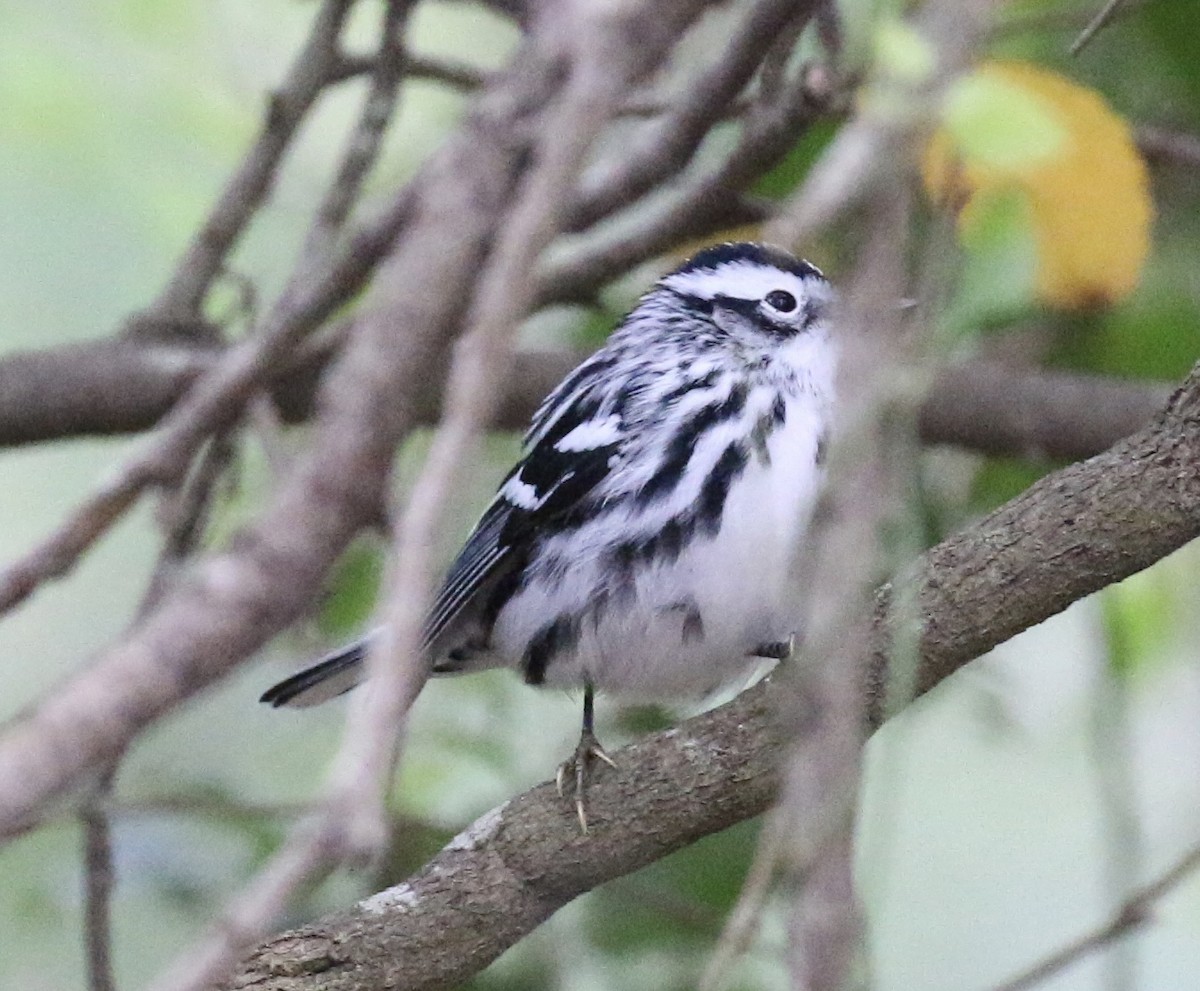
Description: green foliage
xmin=942 ymin=71 xmax=1067 ymax=171
xmin=937 ymin=186 xmax=1040 ymax=337
xmin=1046 ymin=272 xmax=1200 ymax=381
xmin=318 ymin=538 xmax=385 ymax=640
xmin=751 ymin=119 xmax=840 ymax=200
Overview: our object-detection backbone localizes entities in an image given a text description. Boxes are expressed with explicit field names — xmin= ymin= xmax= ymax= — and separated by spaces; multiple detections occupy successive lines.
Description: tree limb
xmin=885 ymin=360 xmax=1200 ymax=710
xmin=0 ymin=330 xmax=1169 ymax=464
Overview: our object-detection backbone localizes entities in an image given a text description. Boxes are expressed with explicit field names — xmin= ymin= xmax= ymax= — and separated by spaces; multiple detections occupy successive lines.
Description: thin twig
xmin=82 ymin=768 xmax=118 ymax=991
xmin=296 ymin=0 xmax=412 ymax=279
xmin=336 ymin=50 xmax=487 ymax=92
xmin=80 ymin=407 xmax=243 ymax=990
xmin=1069 ymin=0 xmax=1135 ymax=55
xmin=539 ymin=60 xmax=843 ymax=306
xmin=150 ymin=0 xmax=358 ymax=318
xmin=993 ymin=844 xmax=1200 ymax=991
xmin=698 ymin=808 xmax=788 ymax=991
xmin=565 ymin=0 xmax=822 ymax=233
xmin=108 ymin=794 xmax=311 ymax=822
xmin=1089 ymin=636 xmax=1143 ymax=991
xmin=993 ymin=1 xmax=1099 ymax=39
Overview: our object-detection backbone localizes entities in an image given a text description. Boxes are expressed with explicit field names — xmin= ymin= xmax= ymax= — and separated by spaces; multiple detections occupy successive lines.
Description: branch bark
xmin=229 ymin=360 xmax=1200 ymax=990
xmin=0 ymin=331 xmax=1171 ymax=463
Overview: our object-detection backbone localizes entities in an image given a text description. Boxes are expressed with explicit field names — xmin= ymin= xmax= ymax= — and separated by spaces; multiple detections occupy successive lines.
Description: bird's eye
xmin=764 ymin=290 xmax=797 ymax=313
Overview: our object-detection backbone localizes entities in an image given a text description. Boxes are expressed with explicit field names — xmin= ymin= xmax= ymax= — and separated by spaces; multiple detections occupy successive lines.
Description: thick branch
xmin=0 ymin=334 xmax=1169 ymax=463
xmin=890 ymin=361 xmax=1200 ymax=708
xmin=915 ymin=362 xmax=1173 ymax=461
xmin=235 ymin=683 xmax=781 ymax=991
xmin=230 ymin=358 xmax=1200 ymax=991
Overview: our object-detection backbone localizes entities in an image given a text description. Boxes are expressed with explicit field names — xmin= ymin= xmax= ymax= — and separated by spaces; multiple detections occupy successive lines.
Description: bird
xmin=261 ymin=241 xmax=836 ymax=830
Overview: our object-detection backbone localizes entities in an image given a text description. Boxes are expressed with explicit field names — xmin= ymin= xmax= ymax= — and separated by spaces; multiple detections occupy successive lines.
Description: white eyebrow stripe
xmin=662 ymin=260 xmax=820 ymax=303
xmin=554 ymin=415 xmax=623 ymax=452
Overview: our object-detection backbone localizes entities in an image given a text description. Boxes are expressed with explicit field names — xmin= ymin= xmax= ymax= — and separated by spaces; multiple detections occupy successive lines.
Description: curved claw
xmin=557 ymin=727 xmax=616 ymax=834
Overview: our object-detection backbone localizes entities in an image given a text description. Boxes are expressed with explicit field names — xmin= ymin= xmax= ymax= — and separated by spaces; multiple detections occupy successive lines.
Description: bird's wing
xmin=423 ymin=359 xmax=624 ymax=649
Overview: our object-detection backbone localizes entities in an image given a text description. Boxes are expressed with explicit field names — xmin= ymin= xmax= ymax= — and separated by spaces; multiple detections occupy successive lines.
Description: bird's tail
xmin=259 ymin=639 xmax=369 ymax=708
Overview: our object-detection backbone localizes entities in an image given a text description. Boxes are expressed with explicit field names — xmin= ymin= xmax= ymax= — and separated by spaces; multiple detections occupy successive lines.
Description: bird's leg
xmin=750 ymin=633 xmax=797 ymax=661
xmin=555 ymin=682 xmax=617 ymax=833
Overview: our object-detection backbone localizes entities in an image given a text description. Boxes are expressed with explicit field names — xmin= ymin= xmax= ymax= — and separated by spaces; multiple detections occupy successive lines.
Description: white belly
xmin=491 ymin=396 xmax=825 ymax=699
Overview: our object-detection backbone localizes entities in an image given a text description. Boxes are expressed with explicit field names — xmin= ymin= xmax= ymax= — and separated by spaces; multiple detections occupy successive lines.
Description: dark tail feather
xmin=260 ymin=639 xmax=369 ymax=708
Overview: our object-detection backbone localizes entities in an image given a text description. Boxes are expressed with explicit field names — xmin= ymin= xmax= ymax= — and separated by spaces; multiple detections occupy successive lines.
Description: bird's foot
xmin=555 ymin=727 xmax=617 ymax=834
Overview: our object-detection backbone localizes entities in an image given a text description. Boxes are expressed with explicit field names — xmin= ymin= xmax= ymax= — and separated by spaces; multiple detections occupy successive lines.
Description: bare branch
xmin=777 ymin=182 xmax=917 ymax=991
xmin=150 ymin=0 xmax=358 ymax=319
xmin=0 ymin=332 xmax=1171 ymax=463
xmin=0 ymin=338 xmax=217 ymax=446
xmin=334 ymin=49 xmax=487 ymax=92
xmin=698 ymin=807 xmax=788 ymax=991
xmin=296 ymin=0 xmax=412 ymax=277
xmin=918 ymin=362 xmax=1174 ymax=461
xmin=81 ymin=770 xmax=117 ymax=991
xmin=1069 ymin=0 xmax=1136 ymax=56
xmin=403 ymin=51 xmax=488 ymax=90
xmin=565 ymin=0 xmax=823 ymax=232
xmin=77 ymin=413 xmax=235 ymax=991
xmin=993 ymin=843 xmax=1200 ymax=991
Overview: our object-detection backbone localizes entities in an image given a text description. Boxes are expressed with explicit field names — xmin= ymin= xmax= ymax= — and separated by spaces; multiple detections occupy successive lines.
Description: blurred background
xmin=2 ymin=1 xmax=1200 ymax=989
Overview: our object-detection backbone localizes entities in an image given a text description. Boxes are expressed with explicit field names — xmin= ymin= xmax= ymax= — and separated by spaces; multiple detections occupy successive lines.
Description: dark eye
xmin=764 ymin=290 xmax=797 ymax=313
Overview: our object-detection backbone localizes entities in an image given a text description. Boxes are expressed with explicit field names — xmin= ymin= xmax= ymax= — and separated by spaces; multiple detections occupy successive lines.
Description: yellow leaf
xmin=924 ymin=61 xmax=1153 ymax=310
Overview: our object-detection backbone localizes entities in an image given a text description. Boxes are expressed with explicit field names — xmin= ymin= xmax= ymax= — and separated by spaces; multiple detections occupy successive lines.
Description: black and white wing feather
xmin=421 ymin=355 xmax=625 ymax=655
xmin=261 ymin=351 xmax=626 ymax=706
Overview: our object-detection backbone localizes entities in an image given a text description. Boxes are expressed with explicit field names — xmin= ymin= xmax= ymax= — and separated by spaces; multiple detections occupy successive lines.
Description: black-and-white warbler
xmin=262 ymin=242 xmax=835 ymax=828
